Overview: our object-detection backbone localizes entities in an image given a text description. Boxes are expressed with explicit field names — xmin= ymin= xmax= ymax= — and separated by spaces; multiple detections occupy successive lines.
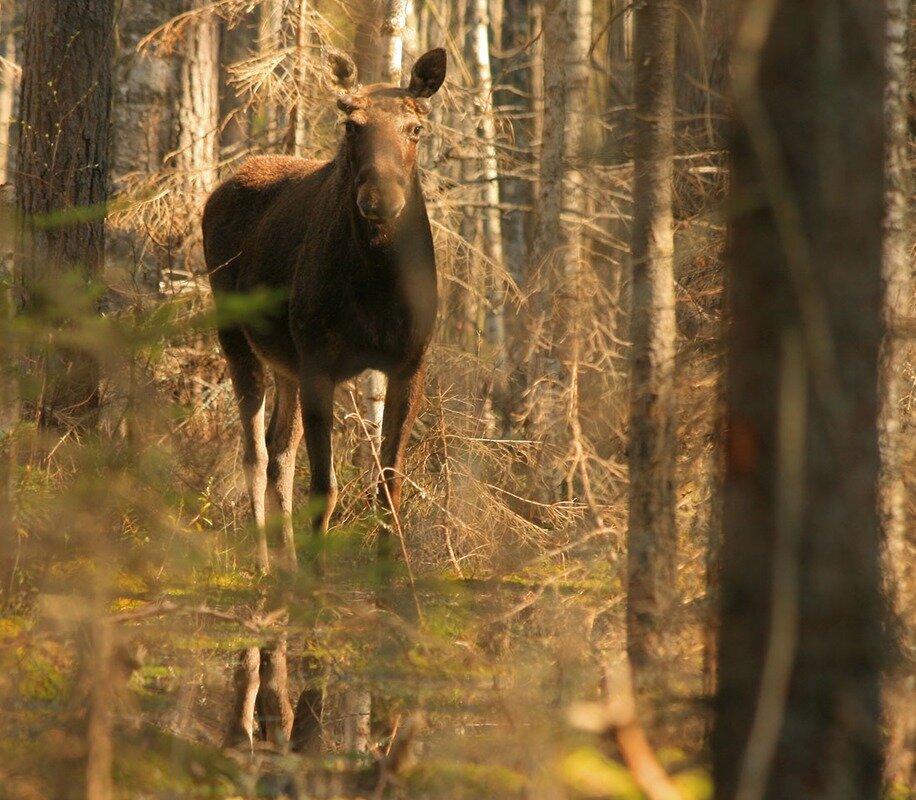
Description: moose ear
xmin=323 ymin=46 xmax=358 ymax=91
xmin=408 ymin=48 xmax=446 ymax=98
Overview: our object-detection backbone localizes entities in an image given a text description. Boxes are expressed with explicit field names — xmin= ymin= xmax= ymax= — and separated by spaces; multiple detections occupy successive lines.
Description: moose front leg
xmin=378 ymin=361 xmax=426 ymax=520
xmin=300 ymin=373 xmax=338 ymax=538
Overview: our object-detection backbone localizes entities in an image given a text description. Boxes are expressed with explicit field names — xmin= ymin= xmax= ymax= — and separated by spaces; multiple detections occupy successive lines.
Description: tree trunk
xmin=283 ymin=0 xmax=310 ymax=156
xmin=879 ymin=0 xmax=914 ymax=786
xmin=110 ymin=0 xmax=178 ymax=289
xmin=174 ymin=0 xmax=219 ymax=199
xmin=496 ymin=0 xmax=536 ymax=290
xmin=520 ymin=0 xmax=565 ymax=425
xmin=467 ymin=0 xmax=507 ymax=391
xmin=714 ymin=1 xmax=886 ymax=797
xmin=15 ymin=0 xmax=114 ymax=427
xmin=0 ymin=1 xmax=16 ymax=187
xmin=380 ymin=0 xmax=408 ymax=85
xmin=626 ymin=0 xmax=677 ymax=690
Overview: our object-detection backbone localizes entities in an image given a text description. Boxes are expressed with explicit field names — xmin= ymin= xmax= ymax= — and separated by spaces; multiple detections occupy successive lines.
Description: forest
xmin=0 ymin=0 xmax=913 ymax=798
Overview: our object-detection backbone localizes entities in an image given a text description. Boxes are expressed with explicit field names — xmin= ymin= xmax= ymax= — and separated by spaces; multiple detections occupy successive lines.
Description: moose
xmin=203 ymin=48 xmax=447 ymax=573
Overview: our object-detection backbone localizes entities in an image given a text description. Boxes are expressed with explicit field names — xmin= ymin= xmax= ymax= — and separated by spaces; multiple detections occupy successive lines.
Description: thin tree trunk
xmin=0 ymin=2 xmax=15 ymax=187
xmin=283 ymin=0 xmax=309 ymax=156
xmin=879 ymin=0 xmax=914 ymax=786
xmin=524 ymin=0 xmax=566 ymax=399
xmin=15 ymin=0 xmax=114 ymax=428
xmin=380 ymin=0 xmax=408 ymax=85
xmin=626 ymin=0 xmax=677 ymax=691
xmin=0 ymin=9 xmax=17 ymax=600
xmin=714 ymin=1 xmax=886 ymax=796
xmin=85 ymin=614 xmax=114 ymax=800
xmin=467 ymin=0 xmax=507 ymax=387
xmin=496 ymin=0 xmax=536 ymax=290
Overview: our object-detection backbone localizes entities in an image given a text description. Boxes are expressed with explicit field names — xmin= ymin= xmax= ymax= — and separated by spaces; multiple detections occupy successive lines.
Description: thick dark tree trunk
xmin=714 ymin=1 xmax=886 ymax=798
xmin=626 ymin=0 xmax=677 ymax=691
xmin=15 ymin=0 xmax=114 ymax=427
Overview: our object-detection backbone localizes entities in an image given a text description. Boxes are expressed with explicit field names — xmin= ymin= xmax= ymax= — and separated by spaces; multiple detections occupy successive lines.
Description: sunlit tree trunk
xmin=110 ymin=0 xmax=177 ymax=290
xmin=0 ymin=3 xmax=18 ymax=599
xmin=283 ymin=0 xmax=310 ymax=156
xmin=0 ymin=1 xmax=15 ymax=186
xmin=380 ymin=0 xmax=408 ymax=84
xmin=714 ymin=1 xmax=885 ymax=797
xmin=879 ymin=0 xmax=914 ymax=786
xmin=626 ymin=0 xmax=677 ymax=691
xmin=174 ymin=0 xmax=219 ymax=198
xmin=15 ymin=0 xmax=114 ymax=427
xmin=467 ymin=0 xmax=506 ymax=361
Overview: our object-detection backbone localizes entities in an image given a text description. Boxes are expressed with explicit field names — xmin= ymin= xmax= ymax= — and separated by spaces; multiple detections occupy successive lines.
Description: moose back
xmin=202 ymin=48 xmax=447 ymax=572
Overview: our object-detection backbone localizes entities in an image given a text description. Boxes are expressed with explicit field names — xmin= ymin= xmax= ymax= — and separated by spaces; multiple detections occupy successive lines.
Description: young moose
xmin=203 ymin=48 xmax=447 ymax=572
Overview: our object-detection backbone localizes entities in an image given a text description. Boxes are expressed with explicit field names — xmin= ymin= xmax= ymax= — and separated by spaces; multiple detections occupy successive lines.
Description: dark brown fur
xmin=203 ymin=49 xmax=447 ymax=572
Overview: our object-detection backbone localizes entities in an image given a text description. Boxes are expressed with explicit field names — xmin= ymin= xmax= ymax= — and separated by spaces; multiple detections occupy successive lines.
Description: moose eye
xmin=408 ymin=124 xmax=423 ymax=140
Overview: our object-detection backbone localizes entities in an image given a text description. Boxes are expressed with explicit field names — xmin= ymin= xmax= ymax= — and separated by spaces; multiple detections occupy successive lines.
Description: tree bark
xmin=110 ymin=0 xmax=178 ymax=289
xmin=173 ymin=0 xmax=219 ymax=198
xmin=496 ymin=0 xmax=536 ymax=290
xmin=283 ymin=0 xmax=310 ymax=156
xmin=626 ymin=0 xmax=677 ymax=688
xmin=467 ymin=0 xmax=508 ymax=397
xmin=714 ymin=1 xmax=886 ymax=797
xmin=0 ymin=2 xmax=16 ymax=187
xmin=879 ymin=0 xmax=914 ymax=787
xmin=15 ymin=0 xmax=114 ymax=427
xmin=519 ymin=0 xmax=566 ymax=426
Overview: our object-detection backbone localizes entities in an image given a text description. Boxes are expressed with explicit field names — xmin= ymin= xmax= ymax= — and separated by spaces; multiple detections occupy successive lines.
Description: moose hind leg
xmin=219 ymin=329 xmax=270 ymax=572
xmin=267 ymin=374 xmax=303 ymax=572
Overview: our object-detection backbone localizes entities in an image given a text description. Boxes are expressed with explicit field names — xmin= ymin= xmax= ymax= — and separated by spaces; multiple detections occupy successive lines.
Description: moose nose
xmin=356 ymin=186 xmax=406 ymax=222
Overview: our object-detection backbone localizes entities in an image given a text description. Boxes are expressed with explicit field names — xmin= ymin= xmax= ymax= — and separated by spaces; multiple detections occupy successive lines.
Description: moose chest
xmin=289 ymin=250 xmax=436 ymax=380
